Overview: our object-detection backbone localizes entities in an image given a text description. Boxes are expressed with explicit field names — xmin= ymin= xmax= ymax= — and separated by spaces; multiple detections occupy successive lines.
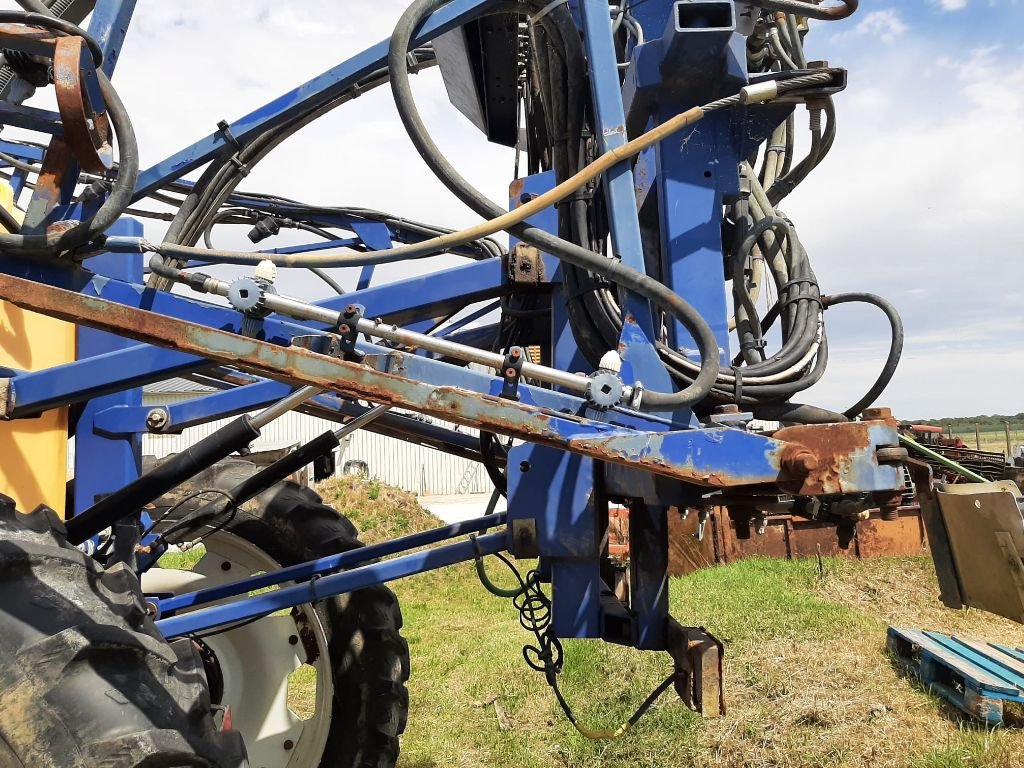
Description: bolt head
xmin=145 ymin=409 xmax=168 ymax=430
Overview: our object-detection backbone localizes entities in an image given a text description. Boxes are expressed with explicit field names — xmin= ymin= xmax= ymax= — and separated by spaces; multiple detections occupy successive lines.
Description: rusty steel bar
xmin=0 ymin=272 xmax=785 ymax=487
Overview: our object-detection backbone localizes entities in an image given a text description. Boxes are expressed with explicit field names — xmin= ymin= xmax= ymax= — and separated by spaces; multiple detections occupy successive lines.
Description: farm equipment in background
xmin=900 ymin=424 xmax=1008 ymax=483
xmin=0 ymin=0 xmax=1011 ymax=765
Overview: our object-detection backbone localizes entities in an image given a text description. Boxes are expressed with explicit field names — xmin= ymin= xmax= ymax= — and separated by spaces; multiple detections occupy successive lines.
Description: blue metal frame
xmin=0 ymin=0 xmax=897 ymax=653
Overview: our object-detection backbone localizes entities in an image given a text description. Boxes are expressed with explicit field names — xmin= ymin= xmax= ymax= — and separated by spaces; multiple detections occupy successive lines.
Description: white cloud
xmin=831 ymin=9 xmax=909 ymax=44
xmin=48 ymin=1 xmax=1020 ymax=420
xmin=933 ymin=0 xmax=969 ymax=10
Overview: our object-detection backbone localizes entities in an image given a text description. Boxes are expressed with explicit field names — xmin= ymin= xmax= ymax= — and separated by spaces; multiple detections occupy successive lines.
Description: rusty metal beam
xmin=0 ymin=272 xmax=776 ymax=486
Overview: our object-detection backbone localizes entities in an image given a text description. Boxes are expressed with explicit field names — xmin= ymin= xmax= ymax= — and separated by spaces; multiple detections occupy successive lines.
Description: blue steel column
xmin=73 ymin=218 xmax=145 ymax=518
xmin=73 ymin=4 xmax=143 ymax=519
xmin=578 ymin=0 xmax=656 ymax=337
xmin=90 ymin=0 xmax=140 ymax=76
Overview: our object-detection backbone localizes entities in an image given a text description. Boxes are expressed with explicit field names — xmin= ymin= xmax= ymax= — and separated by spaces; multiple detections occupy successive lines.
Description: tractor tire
xmin=0 ymin=493 xmax=247 ymax=768
xmin=154 ymin=459 xmax=410 ymax=768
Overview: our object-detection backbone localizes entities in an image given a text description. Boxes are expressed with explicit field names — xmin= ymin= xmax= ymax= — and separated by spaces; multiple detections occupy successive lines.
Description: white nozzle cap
xmin=254 ymin=259 xmax=278 ymax=283
xmin=598 ymin=350 xmax=623 ymax=373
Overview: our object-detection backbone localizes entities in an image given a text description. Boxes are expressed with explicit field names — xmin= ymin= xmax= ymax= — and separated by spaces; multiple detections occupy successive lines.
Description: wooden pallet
xmin=887 ymin=627 xmax=1024 ymax=725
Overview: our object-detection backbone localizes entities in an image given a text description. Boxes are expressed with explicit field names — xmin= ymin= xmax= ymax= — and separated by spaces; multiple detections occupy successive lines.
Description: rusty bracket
xmin=53 ymin=34 xmax=112 ymax=173
xmin=667 ymin=618 xmax=725 ymax=717
xmin=507 ymin=243 xmax=545 ymax=285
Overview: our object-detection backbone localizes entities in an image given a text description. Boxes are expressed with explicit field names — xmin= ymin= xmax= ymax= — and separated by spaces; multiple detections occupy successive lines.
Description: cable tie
xmin=738 ymin=338 xmax=767 ymax=352
xmin=216 ymin=120 xmax=251 ymax=178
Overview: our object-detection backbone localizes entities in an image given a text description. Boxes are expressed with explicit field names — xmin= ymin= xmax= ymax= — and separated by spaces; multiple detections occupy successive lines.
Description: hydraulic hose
xmin=823 ymin=292 xmax=904 ymax=418
xmin=0 ymin=5 xmax=138 ymax=256
xmin=384 ymin=0 xmax=730 ymax=409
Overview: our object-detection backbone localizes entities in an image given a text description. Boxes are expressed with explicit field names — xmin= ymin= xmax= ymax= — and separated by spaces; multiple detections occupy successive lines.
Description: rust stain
xmin=773 ymin=422 xmax=875 ymax=496
xmin=509 ymin=178 xmax=525 ymax=203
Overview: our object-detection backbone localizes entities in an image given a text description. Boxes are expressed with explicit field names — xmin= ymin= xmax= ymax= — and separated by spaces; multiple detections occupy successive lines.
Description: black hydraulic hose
xmin=159 ymin=430 xmax=341 ymax=543
xmin=479 ymin=432 xmax=508 ymax=497
xmin=0 ymin=5 xmax=138 ymax=256
xmin=66 ymin=416 xmax=260 ymax=545
xmin=0 ymin=10 xmax=103 ymax=65
xmin=823 ymin=292 xmax=904 ymax=418
xmin=752 ymin=402 xmax=849 ymax=425
xmin=388 ymin=0 xmax=720 ymax=409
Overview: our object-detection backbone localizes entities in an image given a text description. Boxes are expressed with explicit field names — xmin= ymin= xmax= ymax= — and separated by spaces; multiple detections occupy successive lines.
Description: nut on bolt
xmin=145 ymin=408 xmax=168 ymax=432
xmin=781 ymin=447 xmax=819 ymax=475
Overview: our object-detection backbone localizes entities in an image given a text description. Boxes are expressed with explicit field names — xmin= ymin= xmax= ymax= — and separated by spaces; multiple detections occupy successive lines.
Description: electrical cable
xmin=475 ymin=546 xmax=681 ymax=739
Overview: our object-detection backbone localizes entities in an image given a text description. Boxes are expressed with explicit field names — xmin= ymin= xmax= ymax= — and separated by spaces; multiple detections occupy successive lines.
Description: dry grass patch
xmin=315 ymin=475 xmax=442 ymax=544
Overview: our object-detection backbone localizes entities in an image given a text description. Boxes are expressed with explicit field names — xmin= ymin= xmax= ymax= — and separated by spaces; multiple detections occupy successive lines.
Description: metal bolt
xmin=338 ymin=324 xmax=350 ymax=334
xmin=713 ymin=404 xmax=740 ymax=415
xmin=781 ymin=448 xmax=819 ymax=475
xmin=288 ymin=635 xmax=299 ymax=646
xmin=145 ymin=408 xmax=168 ymax=431
xmin=510 ymin=347 xmax=522 ymax=359
xmin=283 ymin=740 xmax=294 ymax=751
xmin=505 ymin=367 xmax=517 ymax=378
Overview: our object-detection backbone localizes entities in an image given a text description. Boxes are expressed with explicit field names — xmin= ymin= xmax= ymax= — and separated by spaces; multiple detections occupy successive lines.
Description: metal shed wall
xmin=138 ymin=392 xmax=489 ymax=496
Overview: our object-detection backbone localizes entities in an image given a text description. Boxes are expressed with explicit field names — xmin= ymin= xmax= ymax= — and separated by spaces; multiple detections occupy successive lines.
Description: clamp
xmin=500 ymin=347 xmax=525 ymax=401
xmin=336 ymin=304 xmax=366 ymax=363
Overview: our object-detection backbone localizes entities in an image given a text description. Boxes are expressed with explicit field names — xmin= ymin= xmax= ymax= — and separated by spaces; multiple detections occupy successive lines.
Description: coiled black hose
xmin=388 ymin=0 xmax=721 ymax=410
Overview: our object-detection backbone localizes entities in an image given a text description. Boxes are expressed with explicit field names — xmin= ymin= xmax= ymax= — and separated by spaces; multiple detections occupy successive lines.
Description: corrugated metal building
xmin=138 ymin=379 xmax=491 ymax=496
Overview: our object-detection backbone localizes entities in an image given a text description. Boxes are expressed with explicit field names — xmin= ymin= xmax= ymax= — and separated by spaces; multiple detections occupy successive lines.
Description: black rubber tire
xmin=0 ymin=493 xmax=248 ymax=768
xmin=157 ymin=459 xmax=410 ymax=768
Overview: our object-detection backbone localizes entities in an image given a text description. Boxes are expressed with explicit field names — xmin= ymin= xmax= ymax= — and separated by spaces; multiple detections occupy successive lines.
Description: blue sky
xmin=83 ymin=1 xmax=1024 ymax=419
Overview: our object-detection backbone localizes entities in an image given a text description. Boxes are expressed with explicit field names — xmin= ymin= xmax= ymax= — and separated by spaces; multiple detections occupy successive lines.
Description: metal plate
xmin=936 ymin=481 xmax=1024 ymax=623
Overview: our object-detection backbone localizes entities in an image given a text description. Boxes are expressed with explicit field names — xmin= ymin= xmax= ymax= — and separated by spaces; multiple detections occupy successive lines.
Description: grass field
xmin=389 ymin=556 xmax=1024 ymax=768
xmin=944 ymin=428 xmax=1023 ymax=455
xmin=160 ymin=478 xmax=1024 ymax=768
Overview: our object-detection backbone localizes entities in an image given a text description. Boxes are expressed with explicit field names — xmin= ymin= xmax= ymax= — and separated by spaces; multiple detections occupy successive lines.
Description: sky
xmin=57 ymin=0 xmax=1024 ymax=420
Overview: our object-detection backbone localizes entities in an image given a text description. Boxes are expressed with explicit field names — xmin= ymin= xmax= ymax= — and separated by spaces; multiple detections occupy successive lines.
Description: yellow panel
xmin=0 ymin=182 xmax=75 ymax=516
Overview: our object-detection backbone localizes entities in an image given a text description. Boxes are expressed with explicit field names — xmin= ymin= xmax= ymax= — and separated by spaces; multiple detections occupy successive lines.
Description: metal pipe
xmin=202 ymin=279 xmax=593 ymax=397
xmin=156 ymin=513 xmax=508 ymax=614
xmin=333 ymin=403 xmax=391 ymax=439
xmin=249 ymin=384 xmax=322 ymax=429
xmin=155 ymin=530 xmax=508 ymax=638
xmin=899 ymin=433 xmax=987 ymax=484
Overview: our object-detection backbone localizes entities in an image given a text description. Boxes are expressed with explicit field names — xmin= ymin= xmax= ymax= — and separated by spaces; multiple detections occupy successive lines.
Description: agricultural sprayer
xmin=1 ymin=0 xmax=980 ymax=765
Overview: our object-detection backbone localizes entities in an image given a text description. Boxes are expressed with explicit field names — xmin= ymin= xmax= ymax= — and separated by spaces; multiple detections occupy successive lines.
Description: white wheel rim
xmin=144 ymin=531 xmax=334 ymax=768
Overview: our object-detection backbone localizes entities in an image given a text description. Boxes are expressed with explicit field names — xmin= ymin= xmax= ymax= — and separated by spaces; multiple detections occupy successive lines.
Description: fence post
xmin=975 ymin=423 xmax=981 ymax=451
xmin=1006 ymin=421 xmax=1012 ymax=457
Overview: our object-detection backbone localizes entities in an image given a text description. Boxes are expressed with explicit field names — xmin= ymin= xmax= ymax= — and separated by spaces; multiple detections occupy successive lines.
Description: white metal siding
xmin=138 ymin=393 xmax=489 ymax=495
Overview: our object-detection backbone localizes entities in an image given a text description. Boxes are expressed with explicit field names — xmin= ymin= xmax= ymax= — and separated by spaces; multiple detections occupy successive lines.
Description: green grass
xmin=392 ymin=557 xmax=862 ymax=768
xmin=151 ymin=477 xmax=1024 ymax=767
xmin=158 ymin=545 xmax=205 ymax=570
xmin=384 ymin=555 xmax=1024 ymax=768
xmin=909 ymin=729 xmax=1014 ymax=768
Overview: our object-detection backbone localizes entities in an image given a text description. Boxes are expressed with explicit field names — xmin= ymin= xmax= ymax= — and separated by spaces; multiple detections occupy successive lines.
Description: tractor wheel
xmin=149 ymin=459 xmax=410 ymax=768
xmin=0 ymin=493 xmax=247 ymax=768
